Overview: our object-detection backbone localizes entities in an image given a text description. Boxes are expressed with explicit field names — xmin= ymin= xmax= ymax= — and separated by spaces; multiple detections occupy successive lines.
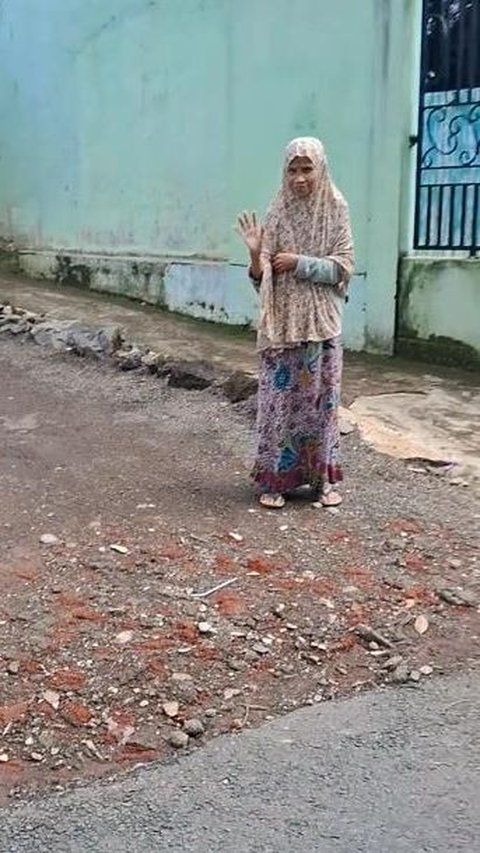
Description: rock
xmin=115 ymin=346 xmax=144 ymax=371
xmin=227 ymin=659 xmax=245 ymax=672
xmin=0 ymin=317 xmax=30 ymax=335
xmin=390 ymin=664 xmax=410 ymax=684
xmin=168 ymin=730 xmax=189 ymax=749
xmin=0 ymin=753 xmax=9 ymax=763
xmin=304 ymin=653 xmax=322 ymax=666
xmin=414 ymin=614 xmax=429 ymax=635
xmin=354 ymin=624 xmax=394 ymax=649
xmin=166 ymin=360 xmax=219 ymax=391
xmin=129 ymin=726 xmax=159 ymax=751
xmin=419 ymin=665 xmax=433 ymax=676
xmin=0 ymin=305 xmax=37 ymax=325
xmin=382 ymin=655 xmax=404 ymax=672
xmin=171 ymin=672 xmax=193 ymax=683
xmin=141 ymin=351 xmax=165 ymax=374
xmin=339 ymin=418 xmax=356 ymax=436
xmin=438 ymin=587 xmax=478 ymax=608
xmin=72 ymin=324 xmax=124 ymax=356
xmin=183 ymin=718 xmax=205 ymax=738
xmin=223 ymin=688 xmax=242 ymax=701
xmin=162 ymin=701 xmax=180 ymax=719
xmin=252 ymin=642 xmax=270 ymax=656
xmin=83 ymin=739 xmax=105 ymax=761
xmin=31 ymin=320 xmax=123 ymax=358
xmin=171 ymin=681 xmax=197 ymax=704
xmin=110 ymin=543 xmax=129 ymax=555
xmin=42 ymin=690 xmax=61 ymax=711
xmin=114 ymin=630 xmax=134 ymax=645
xmin=228 ymin=531 xmax=243 ymax=542
xmin=221 ymin=371 xmax=258 ymax=404
xmin=7 ymin=661 xmax=20 ymax=675
xmin=30 ymin=752 xmax=44 ymax=762
xmin=243 ymin=649 xmax=260 ymax=663
xmin=384 ymin=537 xmax=408 ymax=552
xmin=197 ymin=621 xmax=215 ymax=635
xmin=40 ymin=533 xmax=60 ymax=546
xmin=0 ymin=310 xmax=20 ymax=323
xmin=409 ymin=670 xmax=421 ymax=682
xmin=30 ymin=320 xmax=70 ymax=350
xmin=105 ymin=716 xmax=135 ymax=745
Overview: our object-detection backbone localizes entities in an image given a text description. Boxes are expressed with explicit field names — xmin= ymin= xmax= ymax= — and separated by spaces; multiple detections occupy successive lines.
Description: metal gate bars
xmin=414 ymin=0 xmax=480 ymax=254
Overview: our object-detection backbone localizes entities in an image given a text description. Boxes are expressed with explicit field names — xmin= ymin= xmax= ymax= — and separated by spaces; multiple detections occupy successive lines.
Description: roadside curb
xmin=0 ymin=300 xmax=259 ymax=402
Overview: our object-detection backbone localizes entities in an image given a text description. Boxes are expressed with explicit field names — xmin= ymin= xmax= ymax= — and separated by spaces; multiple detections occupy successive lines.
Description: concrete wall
xmin=397 ymin=257 xmax=480 ymax=368
xmin=0 ymin=0 xmax=415 ymax=352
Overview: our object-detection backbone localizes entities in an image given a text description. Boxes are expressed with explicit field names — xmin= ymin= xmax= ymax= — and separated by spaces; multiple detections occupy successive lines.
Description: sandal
xmin=259 ymin=493 xmax=286 ymax=509
xmin=320 ymin=486 xmax=343 ymax=507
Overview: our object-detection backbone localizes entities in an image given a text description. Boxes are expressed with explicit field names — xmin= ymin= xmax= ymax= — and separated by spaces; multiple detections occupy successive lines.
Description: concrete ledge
xmin=397 ymin=256 xmax=480 ymax=370
xmin=18 ymin=250 xmax=257 ymax=328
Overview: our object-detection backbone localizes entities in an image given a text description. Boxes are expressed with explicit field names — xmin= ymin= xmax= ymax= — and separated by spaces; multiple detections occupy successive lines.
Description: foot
xmin=259 ymin=493 xmax=286 ymax=509
xmin=320 ymin=487 xmax=343 ymax=507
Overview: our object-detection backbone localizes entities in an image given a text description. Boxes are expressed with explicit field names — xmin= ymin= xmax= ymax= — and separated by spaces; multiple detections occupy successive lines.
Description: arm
xmin=294 ymin=255 xmax=341 ymax=287
xmin=248 ymin=249 xmax=263 ymax=290
xmin=294 ymin=198 xmax=355 ymax=293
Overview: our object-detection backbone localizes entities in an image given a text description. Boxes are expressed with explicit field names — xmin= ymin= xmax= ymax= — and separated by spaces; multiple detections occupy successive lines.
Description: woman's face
xmin=286 ymin=155 xmax=317 ymax=198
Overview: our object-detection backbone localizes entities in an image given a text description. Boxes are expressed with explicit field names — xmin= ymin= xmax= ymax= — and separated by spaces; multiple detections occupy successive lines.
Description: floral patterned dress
xmin=252 ymin=337 xmax=343 ymax=495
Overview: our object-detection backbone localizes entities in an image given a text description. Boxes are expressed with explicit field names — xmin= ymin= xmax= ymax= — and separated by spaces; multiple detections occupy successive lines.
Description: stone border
xmin=0 ymin=301 xmax=259 ymax=402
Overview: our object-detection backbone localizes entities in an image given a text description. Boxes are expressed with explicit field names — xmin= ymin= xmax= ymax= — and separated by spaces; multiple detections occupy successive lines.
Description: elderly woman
xmin=237 ymin=137 xmax=354 ymax=509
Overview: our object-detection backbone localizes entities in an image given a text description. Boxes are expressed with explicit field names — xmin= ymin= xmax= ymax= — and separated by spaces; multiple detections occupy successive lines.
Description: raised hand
xmin=236 ymin=211 xmax=264 ymax=257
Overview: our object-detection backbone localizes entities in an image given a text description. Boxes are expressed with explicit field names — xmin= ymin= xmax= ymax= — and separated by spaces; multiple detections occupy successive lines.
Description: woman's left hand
xmin=272 ymin=253 xmax=298 ymax=273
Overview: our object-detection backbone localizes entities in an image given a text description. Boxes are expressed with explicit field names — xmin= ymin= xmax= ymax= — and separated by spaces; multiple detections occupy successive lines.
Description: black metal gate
xmin=414 ymin=0 xmax=480 ymax=254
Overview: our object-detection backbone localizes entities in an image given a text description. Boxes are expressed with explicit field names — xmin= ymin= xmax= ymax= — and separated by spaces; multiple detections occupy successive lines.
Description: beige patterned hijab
xmin=258 ymin=137 xmax=354 ymax=350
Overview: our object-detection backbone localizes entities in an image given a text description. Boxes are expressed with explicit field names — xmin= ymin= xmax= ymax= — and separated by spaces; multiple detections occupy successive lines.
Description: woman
xmin=237 ymin=137 xmax=354 ymax=510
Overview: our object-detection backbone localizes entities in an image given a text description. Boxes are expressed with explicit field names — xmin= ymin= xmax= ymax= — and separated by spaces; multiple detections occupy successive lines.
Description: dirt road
xmin=0 ymin=336 xmax=478 ymax=803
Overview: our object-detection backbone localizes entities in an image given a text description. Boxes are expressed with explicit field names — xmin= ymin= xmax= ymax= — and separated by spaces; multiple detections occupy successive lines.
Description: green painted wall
xmin=0 ymin=0 xmax=416 ymax=353
xmin=397 ymin=257 xmax=480 ymax=369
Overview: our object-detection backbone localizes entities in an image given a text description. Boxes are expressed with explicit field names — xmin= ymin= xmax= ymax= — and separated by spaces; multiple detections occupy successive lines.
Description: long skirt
xmin=252 ymin=338 xmax=343 ymax=495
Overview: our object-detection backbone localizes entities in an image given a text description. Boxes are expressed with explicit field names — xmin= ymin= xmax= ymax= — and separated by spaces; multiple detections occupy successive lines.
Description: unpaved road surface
xmin=0 ymin=337 xmax=479 ymax=805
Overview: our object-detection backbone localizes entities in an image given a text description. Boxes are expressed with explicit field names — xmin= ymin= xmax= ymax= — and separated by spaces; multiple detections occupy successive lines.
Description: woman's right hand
xmin=236 ymin=211 xmax=264 ymax=257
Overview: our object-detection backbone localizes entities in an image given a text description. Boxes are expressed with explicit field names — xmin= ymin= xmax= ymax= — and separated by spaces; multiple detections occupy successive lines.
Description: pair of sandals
xmin=259 ymin=485 xmax=342 ymax=510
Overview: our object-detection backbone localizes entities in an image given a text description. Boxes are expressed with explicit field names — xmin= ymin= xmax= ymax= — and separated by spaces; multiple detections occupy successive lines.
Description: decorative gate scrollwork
xmin=414 ymin=0 xmax=480 ymax=254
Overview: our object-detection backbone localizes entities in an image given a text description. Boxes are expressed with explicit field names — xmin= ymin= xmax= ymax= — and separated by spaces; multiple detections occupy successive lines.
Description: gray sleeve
xmin=294 ymin=255 xmax=341 ymax=286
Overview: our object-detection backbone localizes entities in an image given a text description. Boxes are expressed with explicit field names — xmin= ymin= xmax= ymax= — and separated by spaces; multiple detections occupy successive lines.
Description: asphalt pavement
xmin=1 ymin=672 xmax=478 ymax=853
